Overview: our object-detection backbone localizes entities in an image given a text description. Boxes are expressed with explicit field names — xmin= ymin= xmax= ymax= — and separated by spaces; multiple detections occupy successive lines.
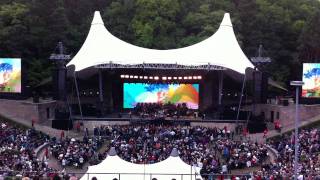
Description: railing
xmin=0 ymin=171 xmax=252 ymax=180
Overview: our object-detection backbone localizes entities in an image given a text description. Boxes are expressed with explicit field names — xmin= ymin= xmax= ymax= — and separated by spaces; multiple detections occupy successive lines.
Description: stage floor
xmin=72 ymin=114 xmax=246 ymax=124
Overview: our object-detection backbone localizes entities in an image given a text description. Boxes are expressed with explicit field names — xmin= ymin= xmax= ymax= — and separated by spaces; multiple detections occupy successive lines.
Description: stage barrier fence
xmin=0 ymin=171 xmax=253 ymax=180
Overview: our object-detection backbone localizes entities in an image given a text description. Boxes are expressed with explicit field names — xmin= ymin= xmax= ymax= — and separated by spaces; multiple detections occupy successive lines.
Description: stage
xmin=72 ymin=115 xmax=246 ymax=124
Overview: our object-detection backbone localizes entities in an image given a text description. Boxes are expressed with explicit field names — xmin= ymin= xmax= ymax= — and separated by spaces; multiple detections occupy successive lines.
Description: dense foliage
xmin=0 ymin=0 xmax=319 ymax=88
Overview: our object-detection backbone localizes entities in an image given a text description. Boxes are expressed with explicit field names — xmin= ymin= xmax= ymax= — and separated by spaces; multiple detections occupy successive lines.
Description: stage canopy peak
xmin=67 ymin=11 xmax=254 ymax=74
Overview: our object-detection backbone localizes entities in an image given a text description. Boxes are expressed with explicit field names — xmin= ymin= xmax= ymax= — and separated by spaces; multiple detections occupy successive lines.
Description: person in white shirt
xmin=246 ymin=160 xmax=252 ymax=167
xmin=222 ymin=164 xmax=228 ymax=174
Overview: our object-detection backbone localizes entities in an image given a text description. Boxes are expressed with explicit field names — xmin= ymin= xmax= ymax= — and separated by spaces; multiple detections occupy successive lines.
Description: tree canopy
xmin=0 ymin=0 xmax=319 ymax=88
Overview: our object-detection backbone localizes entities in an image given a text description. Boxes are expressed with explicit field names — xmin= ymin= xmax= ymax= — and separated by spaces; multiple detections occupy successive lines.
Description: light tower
xmin=49 ymin=42 xmax=71 ymax=100
xmin=290 ymin=80 xmax=304 ymax=180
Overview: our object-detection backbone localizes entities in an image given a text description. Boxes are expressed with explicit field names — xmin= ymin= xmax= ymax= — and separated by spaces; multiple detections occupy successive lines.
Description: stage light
xmin=154 ymin=76 xmax=159 ymax=80
xmin=188 ymin=76 xmax=192 ymax=79
xmin=144 ymin=76 xmax=148 ymax=79
xmin=120 ymin=75 xmax=125 ymax=78
xmin=162 ymin=77 xmax=167 ymax=80
xmin=178 ymin=77 xmax=182 ymax=80
xmin=173 ymin=77 xmax=177 ymax=80
xmin=134 ymin=76 xmax=138 ymax=79
xmin=198 ymin=76 xmax=202 ymax=79
xmin=139 ymin=76 xmax=143 ymax=79
xmin=130 ymin=75 xmax=134 ymax=78
xmin=149 ymin=76 xmax=153 ymax=79
xmin=193 ymin=76 xmax=197 ymax=79
xmin=168 ymin=77 xmax=172 ymax=80
xmin=184 ymin=76 xmax=188 ymax=80
xmin=97 ymin=92 xmax=99 ymax=95
xmin=125 ymin=75 xmax=129 ymax=78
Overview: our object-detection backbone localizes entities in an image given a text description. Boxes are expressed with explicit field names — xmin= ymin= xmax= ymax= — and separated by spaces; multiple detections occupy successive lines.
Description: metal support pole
xmin=99 ymin=70 xmax=104 ymax=102
xmin=98 ymin=70 xmax=104 ymax=116
xmin=290 ymin=80 xmax=303 ymax=180
xmin=74 ymin=72 xmax=84 ymax=121
xmin=218 ymin=71 xmax=224 ymax=105
xmin=236 ymin=73 xmax=246 ymax=126
xmin=294 ymin=86 xmax=299 ymax=180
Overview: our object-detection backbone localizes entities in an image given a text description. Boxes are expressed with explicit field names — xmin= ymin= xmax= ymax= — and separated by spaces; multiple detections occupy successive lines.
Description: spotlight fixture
xmin=154 ymin=76 xmax=159 ymax=80
xmin=162 ymin=77 xmax=167 ymax=80
xmin=125 ymin=75 xmax=129 ymax=78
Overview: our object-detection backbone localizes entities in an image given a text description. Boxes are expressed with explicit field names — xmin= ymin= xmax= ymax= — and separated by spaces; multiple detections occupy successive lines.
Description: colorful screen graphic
xmin=123 ymin=83 xmax=199 ymax=109
xmin=0 ymin=58 xmax=21 ymax=93
xmin=302 ymin=63 xmax=320 ymax=98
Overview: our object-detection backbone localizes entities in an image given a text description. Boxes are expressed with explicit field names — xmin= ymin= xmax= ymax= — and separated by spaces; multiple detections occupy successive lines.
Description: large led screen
xmin=302 ymin=63 xmax=320 ymax=98
xmin=0 ymin=58 xmax=21 ymax=93
xmin=123 ymin=83 xmax=199 ymax=109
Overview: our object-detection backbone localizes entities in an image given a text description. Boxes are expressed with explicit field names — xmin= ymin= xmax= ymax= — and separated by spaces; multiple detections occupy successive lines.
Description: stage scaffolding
xmin=95 ymin=63 xmax=227 ymax=71
xmin=71 ymin=63 xmax=248 ymax=125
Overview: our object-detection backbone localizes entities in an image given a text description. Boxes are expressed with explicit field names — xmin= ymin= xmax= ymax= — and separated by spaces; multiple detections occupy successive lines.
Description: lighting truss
xmin=95 ymin=63 xmax=226 ymax=71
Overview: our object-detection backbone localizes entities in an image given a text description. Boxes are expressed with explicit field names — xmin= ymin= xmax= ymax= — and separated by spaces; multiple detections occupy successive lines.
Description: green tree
xmin=0 ymin=2 xmax=29 ymax=57
xmin=298 ymin=10 xmax=320 ymax=63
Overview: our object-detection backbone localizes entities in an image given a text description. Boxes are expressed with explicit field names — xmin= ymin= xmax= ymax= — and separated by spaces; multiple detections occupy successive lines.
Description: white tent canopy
xmin=67 ymin=11 xmax=254 ymax=74
xmin=81 ymin=148 xmax=202 ymax=180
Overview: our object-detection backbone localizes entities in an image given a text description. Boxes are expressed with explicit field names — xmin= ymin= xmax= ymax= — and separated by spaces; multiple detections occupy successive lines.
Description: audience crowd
xmin=101 ymin=124 xmax=268 ymax=178
xmin=0 ymin=121 xmax=56 ymax=178
xmin=262 ymin=128 xmax=320 ymax=179
xmin=2 ymin=117 xmax=320 ymax=179
xmin=50 ymin=135 xmax=104 ymax=169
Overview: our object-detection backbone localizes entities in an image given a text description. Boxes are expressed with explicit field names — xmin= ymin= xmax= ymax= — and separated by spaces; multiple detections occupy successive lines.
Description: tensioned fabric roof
xmin=81 ymin=147 xmax=202 ymax=180
xmin=67 ymin=11 xmax=254 ymax=74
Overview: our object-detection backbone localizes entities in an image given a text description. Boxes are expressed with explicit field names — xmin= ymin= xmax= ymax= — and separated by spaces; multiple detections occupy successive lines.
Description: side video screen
xmin=0 ymin=58 xmax=21 ymax=93
xmin=302 ymin=63 xmax=320 ymax=98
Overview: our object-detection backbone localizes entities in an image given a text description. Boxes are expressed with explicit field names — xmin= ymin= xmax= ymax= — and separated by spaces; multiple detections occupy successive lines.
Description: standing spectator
xmin=60 ymin=130 xmax=65 ymax=140
xmin=85 ymin=127 xmax=89 ymax=137
xmin=44 ymin=147 xmax=49 ymax=159
xmin=263 ymin=128 xmax=268 ymax=138
xmin=76 ymin=122 xmax=81 ymax=132
xmin=62 ymin=158 xmax=66 ymax=168
xmin=79 ymin=156 xmax=84 ymax=169
xmin=242 ymin=127 xmax=248 ymax=137
xmin=274 ymin=120 xmax=281 ymax=132
xmin=222 ymin=164 xmax=228 ymax=174
xmin=32 ymin=118 xmax=35 ymax=128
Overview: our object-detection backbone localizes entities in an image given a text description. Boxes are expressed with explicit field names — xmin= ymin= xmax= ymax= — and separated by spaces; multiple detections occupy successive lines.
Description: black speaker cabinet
xmin=52 ymin=119 xmax=73 ymax=130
